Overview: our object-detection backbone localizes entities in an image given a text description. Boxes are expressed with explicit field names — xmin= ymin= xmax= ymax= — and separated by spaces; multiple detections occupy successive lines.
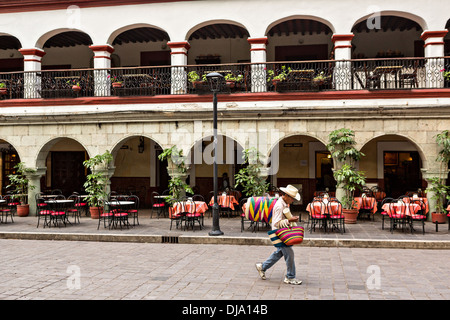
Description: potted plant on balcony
xmin=188 ymin=71 xmax=207 ymax=90
xmin=267 ymin=65 xmax=291 ymax=90
xmin=0 ymin=82 xmax=7 ymax=95
xmin=67 ymin=79 xmax=81 ymax=92
xmin=327 ymin=128 xmax=366 ymax=223
xmin=312 ymin=71 xmax=331 ymax=88
xmin=224 ymin=73 xmax=243 ymax=89
xmin=83 ymin=150 xmax=113 ymax=219
xmin=108 ymin=75 xmax=123 ymax=88
xmin=6 ymin=162 xmax=37 ymax=217
xmin=426 ymin=130 xmax=450 ymax=224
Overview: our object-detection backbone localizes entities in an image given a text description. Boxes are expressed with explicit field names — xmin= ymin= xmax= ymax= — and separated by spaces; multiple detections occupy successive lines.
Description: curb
xmin=1 ymin=231 xmax=450 ymax=249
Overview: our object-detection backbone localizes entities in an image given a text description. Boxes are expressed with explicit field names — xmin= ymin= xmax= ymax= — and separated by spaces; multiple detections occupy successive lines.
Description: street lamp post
xmin=206 ymin=72 xmax=224 ymax=236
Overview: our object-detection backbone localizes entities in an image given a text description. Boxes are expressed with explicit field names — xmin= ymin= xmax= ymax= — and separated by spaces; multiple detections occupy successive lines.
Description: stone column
xmin=18 ymin=48 xmax=46 ymax=99
xmin=89 ymin=45 xmax=115 ymax=96
xmin=248 ymin=37 xmax=268 ymax=92
xmin=331 ymin=34 xmax=354 ymax=90
xmin=167 ymin=41 xmax=190 ymax=94
xmin=25 ymin=167 xmax=46 ymax=216
xmin=420 ymin=30 xmax=448 ymax=88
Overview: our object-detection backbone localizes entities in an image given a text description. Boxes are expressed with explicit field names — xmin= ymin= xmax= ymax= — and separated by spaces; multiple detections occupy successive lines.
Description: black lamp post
xmin=206 ymin=72 xmax=224 ymax=236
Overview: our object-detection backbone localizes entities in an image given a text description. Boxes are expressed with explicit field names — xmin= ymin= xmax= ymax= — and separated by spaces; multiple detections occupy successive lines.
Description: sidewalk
xmin=1 ymin=209 xmax=449 ymax=249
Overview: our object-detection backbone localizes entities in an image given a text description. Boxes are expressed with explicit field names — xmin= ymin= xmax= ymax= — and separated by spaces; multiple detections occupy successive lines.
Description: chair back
xmin=127 ymin=195 xmax=140 ymax=210
xmin=327 ymin=198 xmax=342 ymax=216
xmin=310 ymin=199 xmax=325 ymax=216
xmin=192 ymin=194 xmax=205 ymax=202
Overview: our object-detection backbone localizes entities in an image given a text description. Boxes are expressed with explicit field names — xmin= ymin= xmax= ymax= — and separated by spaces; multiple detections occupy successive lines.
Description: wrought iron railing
xmin=0 ymin=57 xmax=449 ymax=100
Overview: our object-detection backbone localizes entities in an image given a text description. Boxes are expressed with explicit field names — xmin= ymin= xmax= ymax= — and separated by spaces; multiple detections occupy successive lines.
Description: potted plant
xmin=234 ymin=147 xmax=269 ymax=197
xmin=6 ymin=162 xmax=37 ymax=217
xmin=108 ymin=75 xmax=123 ymax=88
xmin=426 ymin=130 xmax=450 ymax=223
xmin=0 ymin=82 xmax=7 ymax=95
xmin=267 ymin=65 xmax=291 ymax=89
xmin=158 ymin=146 xmax=192 ymax=204
xmin=67 ymin=79 xmax=81 ymax=92
xmin=188 ymin=71 xmax=207 ymax=89
xmin=224 ymin=73 xmax=243 ymax=89
xmin=83 ymin=150 xmax=113 ymax=219
xmin=327 ymin=128 xmax=366 ymax=223
xmin=312 ymin=71 xmax=331 ymax=87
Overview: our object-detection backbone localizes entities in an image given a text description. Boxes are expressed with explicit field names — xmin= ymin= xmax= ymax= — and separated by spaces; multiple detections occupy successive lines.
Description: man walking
xmin=255 ymin=185 xmax=302 ymax=285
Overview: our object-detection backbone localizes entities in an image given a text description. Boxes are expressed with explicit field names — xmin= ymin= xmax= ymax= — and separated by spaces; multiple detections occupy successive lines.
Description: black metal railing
xmin=0 ymin=57 xmax=449 ymax=100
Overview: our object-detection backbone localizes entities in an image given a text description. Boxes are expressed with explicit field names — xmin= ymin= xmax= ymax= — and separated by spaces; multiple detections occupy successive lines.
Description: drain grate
xmin=162 ymin=236 xmax=179 ymax=244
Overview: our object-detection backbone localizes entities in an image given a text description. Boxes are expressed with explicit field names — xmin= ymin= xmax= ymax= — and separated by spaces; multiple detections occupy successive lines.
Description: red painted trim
xmin=167 ymin=41 xmax=191 ymax=50
xmin=23 ymin=59 xmax=42 ymax=63
xmin=423 ymin=41 xmax=445 ymax=48
xmin=331 ymin=34 xmax=354 ymax=43
xmin=248 ymin=38 xmax=269 ymax=45
xmin=421 ymin=30 xmax=448 ymax=41
xmin=334 ymin=45 xmax=352 ymax=50
xmin=89 ymin=45 xmax=115 ymax=54
xmin=250 ymin=48 xmax=267 ymax=51
xmin=18 ymin=48 xmax=46 ymax=57
xmin=0 ymin=0 xmax=192 ymax=14
xmin=170 ymin=51 xmax=187 ymax=56
xmin=93 ymin=56 xmax=112 ymax=60
xmin=2 ymin=89 xmax=450 ymax=108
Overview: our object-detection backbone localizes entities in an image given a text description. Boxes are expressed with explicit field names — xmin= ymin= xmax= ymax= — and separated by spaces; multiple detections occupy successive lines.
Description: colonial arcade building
xmin=0 ymin=0 xmax=449 ymax=217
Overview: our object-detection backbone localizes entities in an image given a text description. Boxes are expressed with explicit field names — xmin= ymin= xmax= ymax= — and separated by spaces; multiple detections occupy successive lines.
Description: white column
xmin=331 ymin=34 xmax=354 ymax=91
xmin=168 ymin=41 xmax=190 ymax=94
xmin=89 ymin=45 xmax=114 ymax=96
xmin=420 ymin=30 xmax=448 ymax=88
xmin=18 ymin=48 xmax=46 ymax=99
xmin=248 ymin=37 xmax=268 ymax=92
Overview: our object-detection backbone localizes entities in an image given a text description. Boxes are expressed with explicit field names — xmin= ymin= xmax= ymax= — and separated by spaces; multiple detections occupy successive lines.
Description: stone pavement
xmin=0 ymin=210 xmax=449 ymax=302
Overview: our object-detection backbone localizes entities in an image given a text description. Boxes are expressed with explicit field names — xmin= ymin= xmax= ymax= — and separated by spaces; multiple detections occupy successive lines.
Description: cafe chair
xmin=1 ymin=195 xmax=17 ymax=224
xmin=110 ymin=201 xmax=130 ymax=230
xmin=151 ymin=191 xmax=165 ymax=219
xmin=67 ymin=194 xmax=81 ymax=224
xmin=97 ymin=200 xmax=114 ymax=230
xmin=49 ymin=198 xmax=68 ymax=228
xmin=358 ymin=195 xmax=374 ymax=221
xmin=169 ymin=200 xmax=185 ymax=230
xmin=35 ymin=193 xmax=51 ymax=228
xmin=407 ymin=200 xmax=426 ymax=234
xmin=309 ymin=199 xmax=327 ymax=233
xmin=127 ymin=195 xmax=140 ymax=226
xmin=380 ymin=197 xmax=394 ymax=230
xmin=328 ymin=198 xmax=345 ymax=234
xmin=183 ymin=196 xmax=201 ymax=231
xmin=387 ymin=198 xmax=407 ymax=233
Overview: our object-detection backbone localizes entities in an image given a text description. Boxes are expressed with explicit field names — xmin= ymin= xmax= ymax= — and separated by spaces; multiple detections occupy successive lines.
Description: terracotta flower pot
xmin=343 ymin=208 xmax=358 ymax=224
xmin=432 ymin=212 xmax=447 ymax=224
xmin=112 ymin=82 xmax=122 ymax=88
xmin=72 ymin=85 xmax=81 ymax=92
xmin=0 ymin=88 xmax=7 ymax=95
xmin=89 ymin=206 xmax=103 ymax=219
xmin=17 ymin=204 xmax=29 ymax=217
xmin=226 ymin=80 xmax=236 ymax=88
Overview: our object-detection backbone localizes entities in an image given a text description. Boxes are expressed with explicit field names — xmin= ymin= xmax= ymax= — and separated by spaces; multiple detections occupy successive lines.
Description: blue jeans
xmin=261 ymin=246 xmax=296 ymax=279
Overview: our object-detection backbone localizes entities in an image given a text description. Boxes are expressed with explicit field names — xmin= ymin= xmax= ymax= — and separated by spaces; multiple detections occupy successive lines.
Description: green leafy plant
xmin=83 ymin=150 xmax=113 ymax=207
xmin=188 ymin=71 xmax=207 ymax=83
xmin=267 ymin=65 xmax=291 ymax=83
xmin=440 ymin=69 xmax=450 ymax=81
xmin=327 ymin=128 xmax=366 ymax=209
xmin=0 ymin=82 xmax=6 ymax=88
xmin=224 ymin=73 xmax=243 ymax=82
xmin=313 ymin=71 xmax=331 ymax=83
xmin=234 ymin=147 xmax=269 ymax=197
xmin=426 ymin=130 xmax=450 ymax=213
xmin=158 ymin=146 xmax=192 ymax=204
xmin=67 ymin=79 xmax=80 ymax=87
xmin=7 ymin=162 xmax=36 ymax=205
xmin=108 ymin=74 xmax=122 ymax=84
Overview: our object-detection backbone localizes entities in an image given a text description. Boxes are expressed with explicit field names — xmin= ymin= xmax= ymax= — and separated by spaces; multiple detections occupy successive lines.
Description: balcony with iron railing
xmin=0 ymin=57 xmax=449 ymax=101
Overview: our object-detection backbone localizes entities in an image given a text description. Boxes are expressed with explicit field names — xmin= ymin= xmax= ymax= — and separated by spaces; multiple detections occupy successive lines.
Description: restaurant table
xmin=209 ymin=194 xmax=239 ymax=210
xmin=306 ymin=199 xmax=343 ymax=233
xmin=381 ymin=202 xmax=421 ymax=217
xmin=45 ymin=199 xmax=74 ymax=226
xmin=402 ymin=197 xmax=429 ymax=214
xmin=172 ymin=201 xmax=208 ymax=215
xmin=354 ymin=197 xmax=378 ymax=214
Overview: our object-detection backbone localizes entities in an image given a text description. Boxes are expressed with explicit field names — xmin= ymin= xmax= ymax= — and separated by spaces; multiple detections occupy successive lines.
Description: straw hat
xmin=279 ymin=184 xmax=300 ymax=201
